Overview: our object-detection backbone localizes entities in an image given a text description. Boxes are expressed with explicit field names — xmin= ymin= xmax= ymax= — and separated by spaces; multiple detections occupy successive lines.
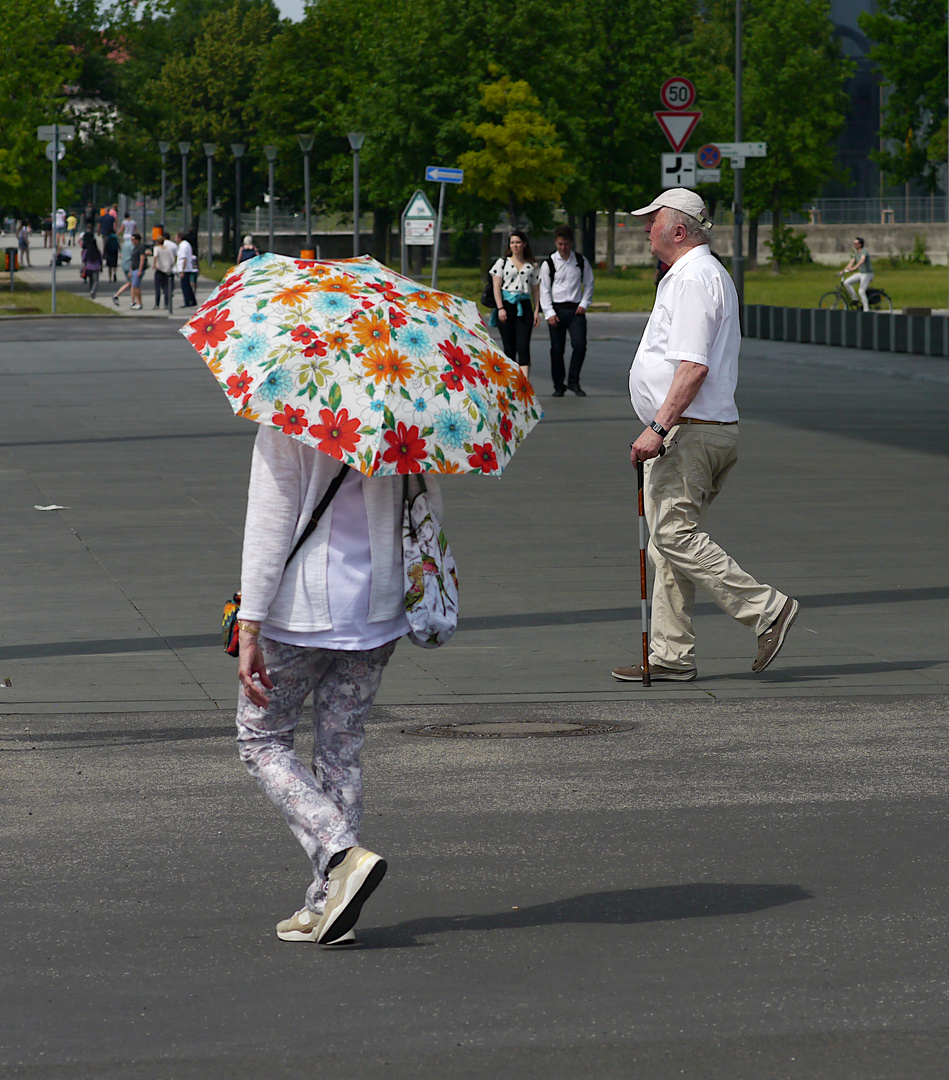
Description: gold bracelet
xmin=237 ymin=620 xmax=261 ymax=636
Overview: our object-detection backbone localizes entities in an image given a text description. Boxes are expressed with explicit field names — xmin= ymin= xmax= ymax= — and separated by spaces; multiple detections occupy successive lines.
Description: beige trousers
xmin=644 ymin=423 xmax=786 ymax=670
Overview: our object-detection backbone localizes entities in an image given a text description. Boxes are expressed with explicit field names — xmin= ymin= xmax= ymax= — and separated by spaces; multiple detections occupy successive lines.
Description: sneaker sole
xmin=276 ymin=927 xmax=357 ymax=945
xmin=317 ymin=856 xmax=387 ymax=945
xmin=754 ymin=599 xmax=800 ymax=672
xmin=611 ymin=668 xmax=696 ymax=682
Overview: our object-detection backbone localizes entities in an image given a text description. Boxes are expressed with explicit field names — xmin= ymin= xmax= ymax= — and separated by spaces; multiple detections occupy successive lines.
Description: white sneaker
xmin=276 ymin=906 xmax=355 ymax=945
xmin=315 ymin=847 xmax=387 ymax=944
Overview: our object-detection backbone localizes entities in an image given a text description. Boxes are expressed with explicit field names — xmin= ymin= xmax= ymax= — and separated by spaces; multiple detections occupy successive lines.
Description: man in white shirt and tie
xmin=538 ymin=225 xmax=595 ymax=396
xmin=612 ymin=189 xmax=798 ymax=683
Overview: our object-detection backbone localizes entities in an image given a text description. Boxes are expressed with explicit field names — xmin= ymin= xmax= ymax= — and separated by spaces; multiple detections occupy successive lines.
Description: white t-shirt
xmin=175 ymin=238 xmax=196 ymax=273
xmin=121 ymin=218 xmax=137 ymax=238
xmin=629 ymin=244 xmax=740 ymax=425
xmin=263 ymin=469 xmax=409 ymax=650
xmin=489 ymin=257 xmax=538 ymax=296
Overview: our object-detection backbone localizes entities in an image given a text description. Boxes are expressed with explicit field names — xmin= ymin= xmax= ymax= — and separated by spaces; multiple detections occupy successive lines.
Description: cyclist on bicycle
xmin=840 ymin=237 xmax=873 ymax=312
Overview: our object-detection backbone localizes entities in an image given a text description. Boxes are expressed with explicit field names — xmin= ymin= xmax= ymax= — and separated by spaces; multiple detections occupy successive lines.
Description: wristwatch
xmin=650 ymin=420 xmax=669 ymax=438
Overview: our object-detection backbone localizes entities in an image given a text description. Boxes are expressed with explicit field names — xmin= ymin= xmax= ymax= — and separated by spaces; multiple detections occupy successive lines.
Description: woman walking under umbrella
xmin=235 ymin=430 xmax=443 ymax=946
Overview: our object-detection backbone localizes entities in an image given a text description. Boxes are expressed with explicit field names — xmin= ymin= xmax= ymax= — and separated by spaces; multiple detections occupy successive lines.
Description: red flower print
xmin=290 ymin=324 xmax=319 ymax=346
xmin=382 ymin=422 xmax=428 ymax=474
xmin=309 ymin=407 xmax=361 ymax=459
xmin=438 ymin=340 xmax=477 ymax=385
xmin=368 ymin=281 xmax=404 ymax=302
xmin=189 ymin=307 xmax=234 ymax=350
xmin=499 ymin=415 xmax=513 ymax=442
xmin=226 ymin=371 xmax=254 ymax=398
xmin=212 ymin=279 xmax=243 ymax=306
xmin=388 ymin=307 xmax=408 ymax=328
xmin=440 ymin=369 xmax=465 ymax=392
xmin=273 ymin=405 xmax=308 ymax=436
xmin=468 ymin=442 xmax=498 ymax=473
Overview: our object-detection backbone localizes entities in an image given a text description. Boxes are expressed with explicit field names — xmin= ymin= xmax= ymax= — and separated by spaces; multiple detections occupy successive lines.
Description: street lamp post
xmin=732 ymin=0 xmax=744 ymax=315
xmin=263 ymin=145 xmax=278 ymax=254
xmin=204 ymin=143 xmax=216 ymax=266
xmin=231 ymin=143 xmax=245 ymax=259
xmin=347 ymin=132 xmax=366 ymax=258
xmin=158 ymin=141 xmax=170 ymax=232
xmin=179 ymin=141 xmax=191 ymax=235
xmin=297 ymin=133 xmax=315 ymax=256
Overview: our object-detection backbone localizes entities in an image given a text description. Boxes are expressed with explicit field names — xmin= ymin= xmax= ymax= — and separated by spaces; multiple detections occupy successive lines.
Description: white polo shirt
xmin=629 ymin=244 xmax=740 ymax=425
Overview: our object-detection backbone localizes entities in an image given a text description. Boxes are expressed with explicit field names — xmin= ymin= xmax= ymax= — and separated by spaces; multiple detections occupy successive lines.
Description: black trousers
xmin=497 ymin=302 xmax=534 ymax=368
xmin=548 ymin=302 xmax=587 ymax=390
xmin=180 ymin=271 xmax=197 ymax=306
xmin=154 ymin=270 xmax=171 ymax=307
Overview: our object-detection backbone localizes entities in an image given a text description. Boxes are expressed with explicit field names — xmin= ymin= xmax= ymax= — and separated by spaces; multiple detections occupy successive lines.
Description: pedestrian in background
xmin=120 ymin=212 xmax=137 ymax=241
xmin=17 ymin=221 xmax=30 ymax=267
xmin=152 ymin=235 xmax=176 ymax=309
xmin=128 ymin=232 xmax=148 ymax=310
xmin=237 ymin=235 xmax=259 ymax=263
xmin=175 ymin=231 xmax=197 ymax=307
xmin=538 ymin=224 xmax=595 ymax=397
xmin=66 ymin=212 xmax=78 ymax=245
xmin=841 ymin=237 xmax=873 ymax=312
xmin=103 ymin=230 xmax=120 ymax=283
xmin=613 ymin=188 xmax=798 ymax=684
xmin=113 ymin=233 xmax=135 ymax=306
xmin=98 ymin=207 xmax=115 ymax=241
xmin=80 ymin=228 xmax=102 ymax=299
xmin=489 ymin=230 xmax=540 ymax=377
xmin=41 ymin=214 xmax=53 ymax=249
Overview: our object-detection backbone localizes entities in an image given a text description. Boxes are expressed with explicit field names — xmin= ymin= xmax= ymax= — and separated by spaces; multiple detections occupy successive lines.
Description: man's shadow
xmin=357 ymin=882 xmax=812 ymax=949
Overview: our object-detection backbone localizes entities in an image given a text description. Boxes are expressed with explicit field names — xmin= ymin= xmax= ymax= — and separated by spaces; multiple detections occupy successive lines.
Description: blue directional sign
xmin=425 ymin=165 xmax=464 ymax=184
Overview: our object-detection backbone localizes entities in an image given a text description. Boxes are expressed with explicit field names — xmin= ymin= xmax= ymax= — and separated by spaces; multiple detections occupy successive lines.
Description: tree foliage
xmin=860 ymin=0 xmax=948 ymax=191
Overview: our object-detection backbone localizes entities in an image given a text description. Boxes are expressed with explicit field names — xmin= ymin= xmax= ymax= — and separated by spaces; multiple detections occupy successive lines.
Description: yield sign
xmin=654 ymin=111 xmax=702 ymax=154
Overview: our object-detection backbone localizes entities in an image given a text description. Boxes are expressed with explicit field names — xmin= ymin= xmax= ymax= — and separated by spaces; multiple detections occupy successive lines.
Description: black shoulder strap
xmin=546 ymin=254 xmax=556 ymax=281
xmin=575 ymin=250 xmax=585 ymax=278
xmin=285 ymin=461 xmax=350 ymax=567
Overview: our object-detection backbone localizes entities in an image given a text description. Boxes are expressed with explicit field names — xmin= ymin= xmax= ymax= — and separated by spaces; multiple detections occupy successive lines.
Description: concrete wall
xmin=599 ymin=221 xmax=949 ymax=267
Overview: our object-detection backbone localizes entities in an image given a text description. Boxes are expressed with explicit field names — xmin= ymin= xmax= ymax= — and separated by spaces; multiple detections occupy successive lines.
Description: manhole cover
xmin=402 ymin=720 xmax=635 ymax=739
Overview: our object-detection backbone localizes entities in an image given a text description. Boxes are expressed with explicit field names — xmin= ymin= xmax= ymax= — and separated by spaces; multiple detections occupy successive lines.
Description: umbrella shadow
xmin=358 ymin=881 xmax=812 ymax=949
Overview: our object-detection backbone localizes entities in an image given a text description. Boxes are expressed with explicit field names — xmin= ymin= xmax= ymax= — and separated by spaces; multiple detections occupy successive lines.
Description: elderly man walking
xmin=611 ymin=189 xmax=798 ymax=683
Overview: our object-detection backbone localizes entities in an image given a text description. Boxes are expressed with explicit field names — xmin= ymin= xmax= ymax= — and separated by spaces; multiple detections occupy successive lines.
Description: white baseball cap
xmin=631 ymin=188 xmax=713 ymax=231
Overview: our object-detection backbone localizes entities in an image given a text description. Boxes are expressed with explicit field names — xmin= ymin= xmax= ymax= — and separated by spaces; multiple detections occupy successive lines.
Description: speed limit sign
xmin=660 ymin=77 xmax=696 ymax=111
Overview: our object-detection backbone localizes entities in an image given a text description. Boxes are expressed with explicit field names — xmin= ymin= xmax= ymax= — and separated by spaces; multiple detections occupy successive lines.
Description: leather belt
xmin=678 ymin=417 xmax=738 ymax=426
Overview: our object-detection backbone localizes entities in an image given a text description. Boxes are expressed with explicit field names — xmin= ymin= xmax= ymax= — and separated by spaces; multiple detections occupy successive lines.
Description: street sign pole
xmin=733 ymin=0 xmax=744 ymax=315
xmin=51 ymin=127 xmax=59 ymax=315
xmin=431 ymin=182 xmax=446 ymax=288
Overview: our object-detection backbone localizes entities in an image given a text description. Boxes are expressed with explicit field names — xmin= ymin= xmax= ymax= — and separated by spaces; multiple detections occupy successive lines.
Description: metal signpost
xmin=400 ymin=189 xmax=436 ymax=277
xmin=37 ymin=124 xmax=75 ymax=315
xmin=424 ymin=165 xmax=463 ymax=288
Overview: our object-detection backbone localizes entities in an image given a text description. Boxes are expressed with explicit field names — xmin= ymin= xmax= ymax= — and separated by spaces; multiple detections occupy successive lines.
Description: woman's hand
xmin=238 ymin=627 xmax=273 ymax=708
xmin=533 ymin=308 xmax=540 ymax=327
xmin=498 ymin=307 xmax=508 ymax=321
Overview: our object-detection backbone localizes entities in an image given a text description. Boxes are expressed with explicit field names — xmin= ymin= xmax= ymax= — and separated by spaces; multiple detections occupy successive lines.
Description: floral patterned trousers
xmin=236 ymin=636 xmax=398 ymax=913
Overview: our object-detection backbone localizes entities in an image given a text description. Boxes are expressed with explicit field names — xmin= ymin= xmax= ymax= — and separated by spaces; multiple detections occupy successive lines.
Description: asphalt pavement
xmin=2 ymin=309 xmax=949 ymax=1079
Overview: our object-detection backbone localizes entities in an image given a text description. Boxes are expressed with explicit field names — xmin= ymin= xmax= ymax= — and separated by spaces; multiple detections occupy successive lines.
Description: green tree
xmin=0 ymin=0 xmax=77 ymax=215
xmin=458 ymin=76 xmax=571 ymax=227
xmin=860 ymin=0 xmax=948 ymax=192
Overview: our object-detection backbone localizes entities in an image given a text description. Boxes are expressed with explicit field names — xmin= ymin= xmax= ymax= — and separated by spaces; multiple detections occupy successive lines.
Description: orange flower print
xmin=353 ymin=313 xmax=390 ymax=349
xmin=325 ymin=329 xmax=352 ymax=351
xmin=361 ymin=347 xmax=413 ymax=385
xmin=512 ymin=368 xmax=534 ymax=404
xmin=318 ymin=274 xmax=361 ymax=296
xmin=273 ymin=405 xmax=308 ymax=436
xmin=309 ymin=407 xmax=361 ymax=459
xmin=404 ymin=289 xmax=452 ymax=312
xmin=483 ymin=352 xmax=513 ymax=386
xmin=433 ymin=458 xmax=462 ymax=474
xmin=272 ymin=282 xmax=315 ymax=306
xmin=189 ymin=307 xmax=234 ymax=350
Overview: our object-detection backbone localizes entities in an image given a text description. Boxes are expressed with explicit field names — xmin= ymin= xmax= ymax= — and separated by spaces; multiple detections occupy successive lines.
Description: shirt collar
xmin=666 ymin=243 xmax=711 ymax=277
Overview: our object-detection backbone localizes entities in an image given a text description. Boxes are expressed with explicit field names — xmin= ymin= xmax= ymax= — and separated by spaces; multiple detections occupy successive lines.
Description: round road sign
xmin=697 ymin=143 xmax=722 ymax=169
xmin=45 ymin=141 xmax=66 ymax=162
xmin=660 ymin=77 xmax=696 ymax=111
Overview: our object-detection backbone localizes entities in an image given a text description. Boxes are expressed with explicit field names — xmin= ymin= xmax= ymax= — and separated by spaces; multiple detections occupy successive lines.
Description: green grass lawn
xmin=199 ymin=256 xmax=949 ymax=313
xmin=0 ymin=281 xmax=112 ymax=316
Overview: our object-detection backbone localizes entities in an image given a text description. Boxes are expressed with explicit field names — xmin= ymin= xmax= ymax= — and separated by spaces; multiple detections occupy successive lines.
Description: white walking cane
xmin=637 ymin=458 xmax=652 ymax=687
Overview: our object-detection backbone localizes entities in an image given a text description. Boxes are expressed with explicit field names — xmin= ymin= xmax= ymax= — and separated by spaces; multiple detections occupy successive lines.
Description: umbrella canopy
xmin=181 ymin=254 xmax=542 ymax=476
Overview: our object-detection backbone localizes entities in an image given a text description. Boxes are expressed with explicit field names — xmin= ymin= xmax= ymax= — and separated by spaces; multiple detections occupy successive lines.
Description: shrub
xmin=765 ymin=225 xmax=813 ymax=265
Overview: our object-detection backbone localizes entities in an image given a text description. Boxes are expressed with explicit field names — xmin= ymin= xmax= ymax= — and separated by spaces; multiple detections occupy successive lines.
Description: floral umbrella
xmin=180 ymin=254 xmax=542 ymax=476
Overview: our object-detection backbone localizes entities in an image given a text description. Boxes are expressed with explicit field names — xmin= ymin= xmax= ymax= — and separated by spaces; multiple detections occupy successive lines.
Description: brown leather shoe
xmin=752 ymin=598 xmax=800 ymax=672
xmin=611 ymin=662 xmax=696 ymax=682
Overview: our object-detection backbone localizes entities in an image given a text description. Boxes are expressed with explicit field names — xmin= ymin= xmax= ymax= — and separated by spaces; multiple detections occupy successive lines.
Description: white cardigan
xmin=238 ymin=426 xmax=443 ymax=631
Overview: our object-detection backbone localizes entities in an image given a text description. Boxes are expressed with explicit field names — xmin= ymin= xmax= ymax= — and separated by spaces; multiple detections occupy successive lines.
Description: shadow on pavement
xmin=697 ymin=660 xmax=944 ymax=684
xmin=358 ymin=882 xmax=812 ymax=949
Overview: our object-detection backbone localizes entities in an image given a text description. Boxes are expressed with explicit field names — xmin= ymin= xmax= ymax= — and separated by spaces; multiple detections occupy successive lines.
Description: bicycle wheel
xmin=819 ymin=291 xmax=847 ymax=309
xmin=873 ymin=291 xmax=894 ymax=313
